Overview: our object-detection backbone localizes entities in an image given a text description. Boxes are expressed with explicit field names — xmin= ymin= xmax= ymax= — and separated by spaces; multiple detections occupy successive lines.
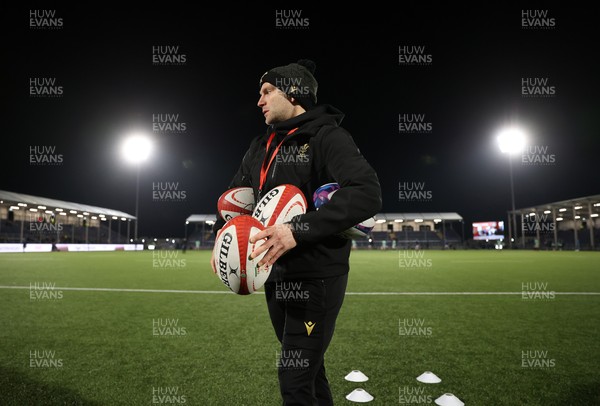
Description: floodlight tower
xmin=497 ymin=127 xmax=526 ymax=248
xmin=121 ymin=133 xmax=153 ymax=241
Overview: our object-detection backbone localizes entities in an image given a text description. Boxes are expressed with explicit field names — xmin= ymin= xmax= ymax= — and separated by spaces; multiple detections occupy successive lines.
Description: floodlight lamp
xmin=122 ymin=133 xmax=153 ymax=164
xmin=497 ymin=127 xmax=526 ymax=154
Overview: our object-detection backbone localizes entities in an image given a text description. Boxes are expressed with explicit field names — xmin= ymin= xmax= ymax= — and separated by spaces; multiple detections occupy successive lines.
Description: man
xmin=211 ymin=59 xmax=381 ymax=405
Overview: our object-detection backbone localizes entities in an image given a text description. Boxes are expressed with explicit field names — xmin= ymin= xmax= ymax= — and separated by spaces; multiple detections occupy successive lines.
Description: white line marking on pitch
xmin=0 ymin=286 xmax=230 ymax=294
xmin=345 ymin=292 xmax=600 ymax=295
xmin=0 ymin=286 xmax=599 ymax=295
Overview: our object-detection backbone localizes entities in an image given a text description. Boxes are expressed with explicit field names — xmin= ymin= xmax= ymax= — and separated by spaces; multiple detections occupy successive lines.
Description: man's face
xmin=257 ymin=82 xmax=295 ymax=125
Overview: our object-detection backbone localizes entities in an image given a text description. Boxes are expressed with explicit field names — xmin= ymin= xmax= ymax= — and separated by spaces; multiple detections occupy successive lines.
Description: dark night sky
xmin=2 ymin=4 xmax=599 ymax=238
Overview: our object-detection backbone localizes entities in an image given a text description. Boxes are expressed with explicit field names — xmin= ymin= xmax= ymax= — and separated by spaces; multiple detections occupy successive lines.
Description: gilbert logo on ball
xmin=214 ymin=215 xmax=271 ymax=295
xmin=217 ymin=187 xmax=255 ymax=221
xmin=312 ymin=182 xmax=375 ymax=238
xmin=252 ymin=184 xmax=307 ymax=227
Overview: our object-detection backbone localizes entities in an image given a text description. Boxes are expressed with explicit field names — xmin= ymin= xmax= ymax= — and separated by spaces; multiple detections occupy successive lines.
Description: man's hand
xmin=249 ymin=224 xmax=297 ymax=267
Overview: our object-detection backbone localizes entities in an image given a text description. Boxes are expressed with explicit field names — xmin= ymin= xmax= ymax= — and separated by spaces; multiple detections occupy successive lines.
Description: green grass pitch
xmin=0 ymin=250 xmax=599 ymax=405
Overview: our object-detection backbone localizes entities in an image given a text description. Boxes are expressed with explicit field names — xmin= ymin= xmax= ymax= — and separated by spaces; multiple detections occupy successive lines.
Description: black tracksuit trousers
xmin=264 ymin=273 xmax=348 ymax=406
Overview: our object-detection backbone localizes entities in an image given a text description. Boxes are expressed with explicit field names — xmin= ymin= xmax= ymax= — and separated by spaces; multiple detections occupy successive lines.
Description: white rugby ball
xmin=217 ymin=187 xmax=255 ymax=221
xmin=252 ymin=184 xmax=307 ymax=227
xmin=213 ymin=215 xmax=272 ymax=295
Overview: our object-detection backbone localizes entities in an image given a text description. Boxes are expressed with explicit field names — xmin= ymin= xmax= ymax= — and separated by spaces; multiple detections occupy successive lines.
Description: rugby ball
xmin=312 ymin=182 xmax=375 ymax=239
xmin=217 ymin=187 xmax=255 ymax=221
xmin=339 ymin=216 xmax=377 ymax=239
xmin=313 ymin=182 xmax=340 ymax=209
xmin=252 ymin=184 xmax=307 ymax=227
xmin=213 ymin=215 xmax=272 ymax=295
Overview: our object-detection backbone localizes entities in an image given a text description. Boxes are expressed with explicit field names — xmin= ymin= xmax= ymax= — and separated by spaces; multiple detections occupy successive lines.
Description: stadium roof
xmin=186 ymin=214 xmax=217 ymax=223
xmin=374 ymin=213 xmax=463 ymax=222
xmin=510 ymin=194 xmax=600 ymax=220
xmin=186 ymin=212 xmax=463 ymax=223
xmin=0 ymin=190 xmax=136 ymax=220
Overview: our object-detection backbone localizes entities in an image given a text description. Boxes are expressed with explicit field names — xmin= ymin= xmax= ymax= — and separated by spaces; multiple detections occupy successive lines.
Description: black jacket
xmin=213 ymin=104 xmax=382 ymax=280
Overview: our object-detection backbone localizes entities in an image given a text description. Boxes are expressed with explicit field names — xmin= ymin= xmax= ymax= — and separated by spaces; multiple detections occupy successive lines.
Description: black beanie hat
xmin=259 ymin=59 xmax=318 ymax=110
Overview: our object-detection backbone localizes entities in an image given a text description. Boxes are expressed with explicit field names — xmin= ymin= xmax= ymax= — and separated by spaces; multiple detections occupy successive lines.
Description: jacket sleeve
xmin=212 ymin=138 xmax=258 ymax=236
xmin=289 ymin=127 xmax=382 ymax=244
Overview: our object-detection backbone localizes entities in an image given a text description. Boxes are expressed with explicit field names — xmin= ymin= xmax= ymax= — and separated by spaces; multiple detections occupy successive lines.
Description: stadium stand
xmin=508 ymin=194 xmax=600 ymax=250
xmin=185 ymin=212 xmax=464 ymax=250
xmin=0 ymin=190 xmax=136 ymax=245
